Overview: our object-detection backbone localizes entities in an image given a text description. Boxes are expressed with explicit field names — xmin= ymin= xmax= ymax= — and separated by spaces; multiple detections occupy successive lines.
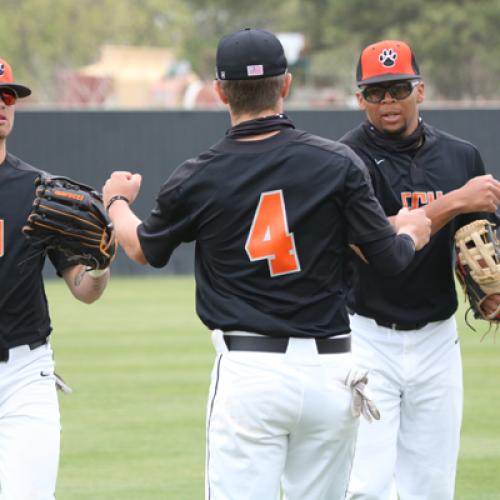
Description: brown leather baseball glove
xmin=455 ymin=219 xmax=500 ymax=325
xmin=22 ymin=174 xmax=115 ymax=270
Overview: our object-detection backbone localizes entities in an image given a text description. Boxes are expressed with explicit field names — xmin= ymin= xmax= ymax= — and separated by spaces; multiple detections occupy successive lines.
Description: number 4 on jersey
xmin=245 ymin=190 xmax=301 ymax=277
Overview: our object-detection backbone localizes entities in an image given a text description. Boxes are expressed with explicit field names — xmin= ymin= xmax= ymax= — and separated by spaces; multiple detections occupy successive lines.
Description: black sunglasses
xmin=0 ymin=88 xmax=17 ymax=106
xmin=361 ymin=80 xmax=420 ymax=104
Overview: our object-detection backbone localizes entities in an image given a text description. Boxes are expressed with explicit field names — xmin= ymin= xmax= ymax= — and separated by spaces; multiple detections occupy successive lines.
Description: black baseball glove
xmin=22 ymin=174 xmax=115 ymax=270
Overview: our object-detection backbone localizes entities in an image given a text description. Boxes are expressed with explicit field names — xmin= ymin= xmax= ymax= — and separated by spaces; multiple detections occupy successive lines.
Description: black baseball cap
xmin=356 ymin=40 xmax=421 ymax=86
xmin=0 ymin=57 xmax=31 ymax=97
xmin=216 ymin=28 xmax=288 ymax=81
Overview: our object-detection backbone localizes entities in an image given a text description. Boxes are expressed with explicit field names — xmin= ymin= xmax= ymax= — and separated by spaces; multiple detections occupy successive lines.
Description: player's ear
xmin=416 ymin=81 xmax=425 ymax=104
xmin=281 ymin=72 xmax=293 ymax=99
xmin=213 ymin=80 xmax=229 ymax=105
xmin=355 ymin=91 xmax=367 ymax=111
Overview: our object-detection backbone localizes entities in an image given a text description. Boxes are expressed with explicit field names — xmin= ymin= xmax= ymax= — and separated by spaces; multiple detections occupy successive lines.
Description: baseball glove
xmin=23 ymin=174 xmax=115 ymax=270
xmin=455 ymin=219 xmax=500 ymax=324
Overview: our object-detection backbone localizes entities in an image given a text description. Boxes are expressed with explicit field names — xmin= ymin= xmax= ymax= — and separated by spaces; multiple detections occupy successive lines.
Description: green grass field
xmin=45 ymin=276 xmax=500 ymax=499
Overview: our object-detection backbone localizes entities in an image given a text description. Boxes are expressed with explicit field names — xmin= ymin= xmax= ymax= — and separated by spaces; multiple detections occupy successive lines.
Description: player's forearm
xmin=389 ymin=175 xmax=500 ymax=235
xmin=422 ymin=191 xmax=468 ymax=234
xmin=108 ymin=201 xmax=147 ymax=265
xmin=358 ymin=233 xmax=416 ymax=276
xmin=63 ymin=265 xmax=110 ymax=304
xmin=388 ymin=194 xmax=464 ymax=236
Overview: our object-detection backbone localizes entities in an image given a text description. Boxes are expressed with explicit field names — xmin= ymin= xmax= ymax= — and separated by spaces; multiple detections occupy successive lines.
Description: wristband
xmin=106 ymin=195 xmax=130 ymax=212
xmin=86 ymin=268 xmax=109 ymax=278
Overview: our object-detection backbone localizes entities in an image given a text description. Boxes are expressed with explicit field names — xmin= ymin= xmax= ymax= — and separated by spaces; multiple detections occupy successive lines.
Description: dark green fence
xmin=10 ymin=109 xmax=499 ymax=275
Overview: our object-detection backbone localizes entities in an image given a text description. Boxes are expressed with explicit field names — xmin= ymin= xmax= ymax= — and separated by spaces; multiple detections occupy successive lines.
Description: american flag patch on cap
xmin=247 ymin=65 xmax=264 ymax=77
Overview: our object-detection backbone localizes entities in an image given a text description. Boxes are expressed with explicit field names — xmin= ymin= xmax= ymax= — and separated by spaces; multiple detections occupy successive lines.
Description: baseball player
xmin=341 ymin=40 xmax=500 ymax=500
xmin=102 ymin=29 xmax=431 ymax=500
xmin=0 ymin=58 xmax=111 ymax=500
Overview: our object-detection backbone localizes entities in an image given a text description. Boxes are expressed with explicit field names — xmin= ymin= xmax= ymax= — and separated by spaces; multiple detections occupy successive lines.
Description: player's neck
xmin=230 ymin=107 xmax=282 ymax=126
xmin=0 ymin=141 xmax=6 ymax=165
xmin=229 ymin=108 xmax=284 ymax=141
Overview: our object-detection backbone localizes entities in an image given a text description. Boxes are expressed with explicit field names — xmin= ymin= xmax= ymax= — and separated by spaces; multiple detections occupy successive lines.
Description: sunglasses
xmin=361 ymin=80 xmax=420 ymax=104
xmin=0 ymin=89 xmax=18 ymax=106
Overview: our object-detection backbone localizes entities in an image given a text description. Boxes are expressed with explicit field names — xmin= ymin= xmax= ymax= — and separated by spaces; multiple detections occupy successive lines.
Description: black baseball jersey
xmin=341 ymin=121 xmax=489 ymax=324
xmin=138 ymin=124 xmax=397 ymax=338
xmin=0 ymin=153 xmax=73 ymax=348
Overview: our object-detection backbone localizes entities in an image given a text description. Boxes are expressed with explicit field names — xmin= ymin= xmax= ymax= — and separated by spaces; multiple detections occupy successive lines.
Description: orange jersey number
xmin=0 ymin=219 xmax=4 ymax=257
xmin=245 ymin=190 xmax=301 ymax=277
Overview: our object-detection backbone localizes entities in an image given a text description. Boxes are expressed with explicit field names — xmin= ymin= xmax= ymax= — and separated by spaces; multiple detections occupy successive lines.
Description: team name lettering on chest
xmin=400 ymin=191 xmax=443 ymax=209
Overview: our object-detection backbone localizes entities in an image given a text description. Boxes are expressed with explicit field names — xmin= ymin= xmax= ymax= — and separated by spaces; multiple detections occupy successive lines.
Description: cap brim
xmin=0 ymin=83 xmax=31 ymax=98
xmin=357 ymin=73 xmax=421 ymax=87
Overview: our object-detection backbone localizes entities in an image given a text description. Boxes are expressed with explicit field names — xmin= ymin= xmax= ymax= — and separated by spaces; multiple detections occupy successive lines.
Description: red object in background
xmin=57 ymin=72 xmax=112 ymax=107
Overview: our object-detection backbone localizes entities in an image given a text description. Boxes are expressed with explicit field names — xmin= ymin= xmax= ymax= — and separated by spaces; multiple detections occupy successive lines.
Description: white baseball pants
xmin=347 ymin=315 xmax=463 ymax=500
xmin=0 ymin=343 xmax=60 ymax=500
xmin=206 ymin=330 xmax=359 ymax=500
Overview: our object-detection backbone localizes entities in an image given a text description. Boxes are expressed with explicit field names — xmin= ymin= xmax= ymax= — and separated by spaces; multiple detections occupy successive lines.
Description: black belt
xmin=223 ymin=335 xmax=351 ymax=354
xmin=374 ymin=319 xmax=428 ymax=331
xmin=0 ymin=338 xmax=47 ymax=362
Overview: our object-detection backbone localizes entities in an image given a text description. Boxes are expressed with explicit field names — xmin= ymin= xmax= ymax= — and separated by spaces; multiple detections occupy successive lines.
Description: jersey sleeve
xmin=138 ymin=172 xmax=196 ymax=268
xmin=342 ymin=154 xmax=395 ymax=244
xmin=47 ymin=248 xmax=78 ymax=276
xmin=359 ymin=232 xmax=415 ymax=276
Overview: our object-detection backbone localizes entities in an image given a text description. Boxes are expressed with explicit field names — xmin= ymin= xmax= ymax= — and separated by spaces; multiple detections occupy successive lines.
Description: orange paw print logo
xmin=379 ymin=48 xmax=397 ymax=67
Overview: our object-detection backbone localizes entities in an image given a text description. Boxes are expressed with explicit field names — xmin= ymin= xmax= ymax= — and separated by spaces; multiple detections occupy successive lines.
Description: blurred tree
xmin=325 ymin=0 xmax=500 ymax=99
xmin=0 ymin=0 xmax=193 ymax=100
xmin=1 ymin=0 xmax=500 ymax=101
xmin=396 ymin=0 xmax=500 ymax=99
